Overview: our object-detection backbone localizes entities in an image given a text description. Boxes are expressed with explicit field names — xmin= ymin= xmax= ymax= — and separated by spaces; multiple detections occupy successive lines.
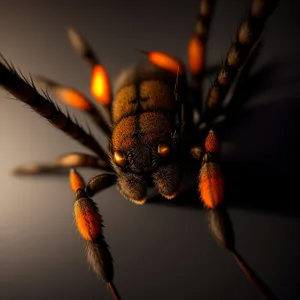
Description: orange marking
xmin=74 ymin=198 xmax=101 ymax=241
xmin=205 ymin=129 xmax=219 ymax=153
xmin=199 ymin=163 xmax=224 ymax=208
xmin=188 ymin=35 xmax=204 ymax=75
xmin=55 ymin=87 xmax=91 ymax=111
xmin=91 ymin=64 xmax=111 ymax=106
xmin=138 ymin=49 xmax=184 ymax=74
xmin=69 ymin=169 xmax=85 ymax=192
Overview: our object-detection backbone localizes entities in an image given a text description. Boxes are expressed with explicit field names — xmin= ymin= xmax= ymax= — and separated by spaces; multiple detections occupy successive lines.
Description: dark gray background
xmin=1 ymin=0 xmax=300 ymax=299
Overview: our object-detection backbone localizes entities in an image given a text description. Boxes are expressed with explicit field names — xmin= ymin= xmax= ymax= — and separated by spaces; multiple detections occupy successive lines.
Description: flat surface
xmin=0 ymin=0 xmax=300 ymax=299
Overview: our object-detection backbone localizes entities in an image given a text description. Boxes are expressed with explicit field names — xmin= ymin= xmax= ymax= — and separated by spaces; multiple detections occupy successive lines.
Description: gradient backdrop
xmin=1 ymin=0 xmax=300 ymax=299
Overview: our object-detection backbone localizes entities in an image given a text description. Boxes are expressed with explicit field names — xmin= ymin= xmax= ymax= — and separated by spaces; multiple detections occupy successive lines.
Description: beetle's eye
xmin=114 ymin=151 xmax=127 ymax=167
xmin=157 ymin=143 xmax=171 ymax=157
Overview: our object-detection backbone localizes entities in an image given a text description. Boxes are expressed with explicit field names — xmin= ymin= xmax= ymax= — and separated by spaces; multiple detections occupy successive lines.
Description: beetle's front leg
xmin=13 ymin=152 xmax=113 ymax=175
xmin=85 ymin=173 xmax=116 ymax=197
xmin=69 ymin=169 xmax=121 ymax=300
xmin=197 ymin=130 xmax=280 ymax=300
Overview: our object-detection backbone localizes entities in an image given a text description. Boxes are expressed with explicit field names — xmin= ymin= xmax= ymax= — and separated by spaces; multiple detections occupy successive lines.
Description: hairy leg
xmin=196 ymin=130 xmax=279 ymax=300
xmin=35 ymin=75 xmax=112 ymax=136
xmin=0 ymin=56 xmax=108 ymax=161
xmin=188 ymin=0 xmax=216 ymax=116
xmin=69 ymin=169 xmax=121 ymax=300
xmin=13 ymin=152 xmax=113 ymax=175
xmin=67 ymin=27 xmax=113 ymax=119
xmin=202 ymin=0 xmax=278 ymax=124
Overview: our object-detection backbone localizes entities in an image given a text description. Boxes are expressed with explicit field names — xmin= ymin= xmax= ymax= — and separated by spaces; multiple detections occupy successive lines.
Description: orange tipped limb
xmin=55 ymin=88 xmax=91 ymax=110
xmin=188 ymin=0 xmax=216 ymax=117
xmin=188 ymin=35 xmax=204 ymax=75
xmin=74 ymin=195 xmax=102 ymax=241
xmin=90 ymin=64 xmax=112 ymax=107
xmin=204 ymin=129 xmax=219 ymax=153
xmin=188 ymin=0 xmax=215 ymax=77
xmin=69 ymin=168 xmax=86 ymax=193
xmin=199 ymin=130 xmax=223 ymax=208
xmin=66 ymin=27 xmax=113 ymax=115
xmin=199 ymin=161 xmax=224 ymax=208
xmin=136 ymin=49 xmax=194 ymax=128
xmin=70 ymin=170 xmax=123 ymax=300
xmin=35 ymin=76 xmax=92 ymax=111
xmin=70 ymin=169 xmax=102 ymax=242
xmin=136 ymin=49 xmax=185 ymax=75
xmin=35 ymin=75 xmax=112 ymax=136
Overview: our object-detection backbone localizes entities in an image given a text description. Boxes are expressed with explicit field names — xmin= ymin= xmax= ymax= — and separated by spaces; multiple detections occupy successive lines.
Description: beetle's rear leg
xmin=35 ymin=75 xmax=112 ymax=137
xmin=12 ymin=153 xmax=113 ymax=176
xmin=197 ymin=39 xmax=263 ymax=135
xmin=188 ymin=0 xmax=216 ymax=117
xmin=197 ymin=130 xmax=280 ymax=300
xmin=0 ymin=56 xmax=108 ymax=161
xmin=67 ymin=27 xmax=113 ymax=119
xmin=202 ymin=0 xmax=278 ymax=124
xmin=221 ymin=39 xmax=263 ymax=113
xmin=69 ymin=169 xmax=122 ymax=300
xmin=85 ymin=173 xmax=116 ymax=197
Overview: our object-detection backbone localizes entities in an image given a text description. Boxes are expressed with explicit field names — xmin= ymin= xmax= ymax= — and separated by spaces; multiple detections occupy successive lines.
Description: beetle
xmin=0 ymin=0 xmax=281 ymax=299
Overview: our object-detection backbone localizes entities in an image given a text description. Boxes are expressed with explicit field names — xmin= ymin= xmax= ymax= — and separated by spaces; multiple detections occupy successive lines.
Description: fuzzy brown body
xmin=110 ymin=63 xmax=182 ymax=204
xmin=111 ymin=63 xmax=177 ymax=147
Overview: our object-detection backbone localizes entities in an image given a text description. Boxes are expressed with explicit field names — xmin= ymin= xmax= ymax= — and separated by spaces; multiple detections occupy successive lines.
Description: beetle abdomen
xmin=111 ymin=112 xmax=173 ymax=152
xmin=112 ymin=62 xmax=177 ymax=124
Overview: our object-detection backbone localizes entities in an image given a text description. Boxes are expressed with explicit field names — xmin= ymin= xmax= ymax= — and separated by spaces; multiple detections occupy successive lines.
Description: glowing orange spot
xmin=90 ymin=64 xmax=111 ymax=106
xmin=55 ymin=88 xmax=91 ymax=111
xmin=69 ymin=169 xmax=85 ymax=192
xmin=188 ymin=36 xmax=204 ymax=75
xmin=157 ymin=143 xmax=171 ymax=157
xmin=144 ymin=51 xmax=184 ymax=74
xmin=205 ymin=129 xmax=219 ymax=153
xmin=199 ymin=162 xmax=224 ymax=209
xmin=74 ymin=198 xmax=101 ymax=241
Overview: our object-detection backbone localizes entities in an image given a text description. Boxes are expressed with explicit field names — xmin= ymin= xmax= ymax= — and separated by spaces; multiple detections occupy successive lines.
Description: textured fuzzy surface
xmin=86 ymin=238 xmax=114 ymax=283
xmin=74 ymin=197 xmax=102 ymax=241
xmin=111 ymin=112 xmax=172 ymax=151
xmin=204 ymin=130 xmax=219 ymax=153
xmin=0 ymin=55 xmax=107 ymax=160
xmin=112 ymin=80 xmax=174 ymax=124
xmin=199 ymin=162 xmax=224 ymax=208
